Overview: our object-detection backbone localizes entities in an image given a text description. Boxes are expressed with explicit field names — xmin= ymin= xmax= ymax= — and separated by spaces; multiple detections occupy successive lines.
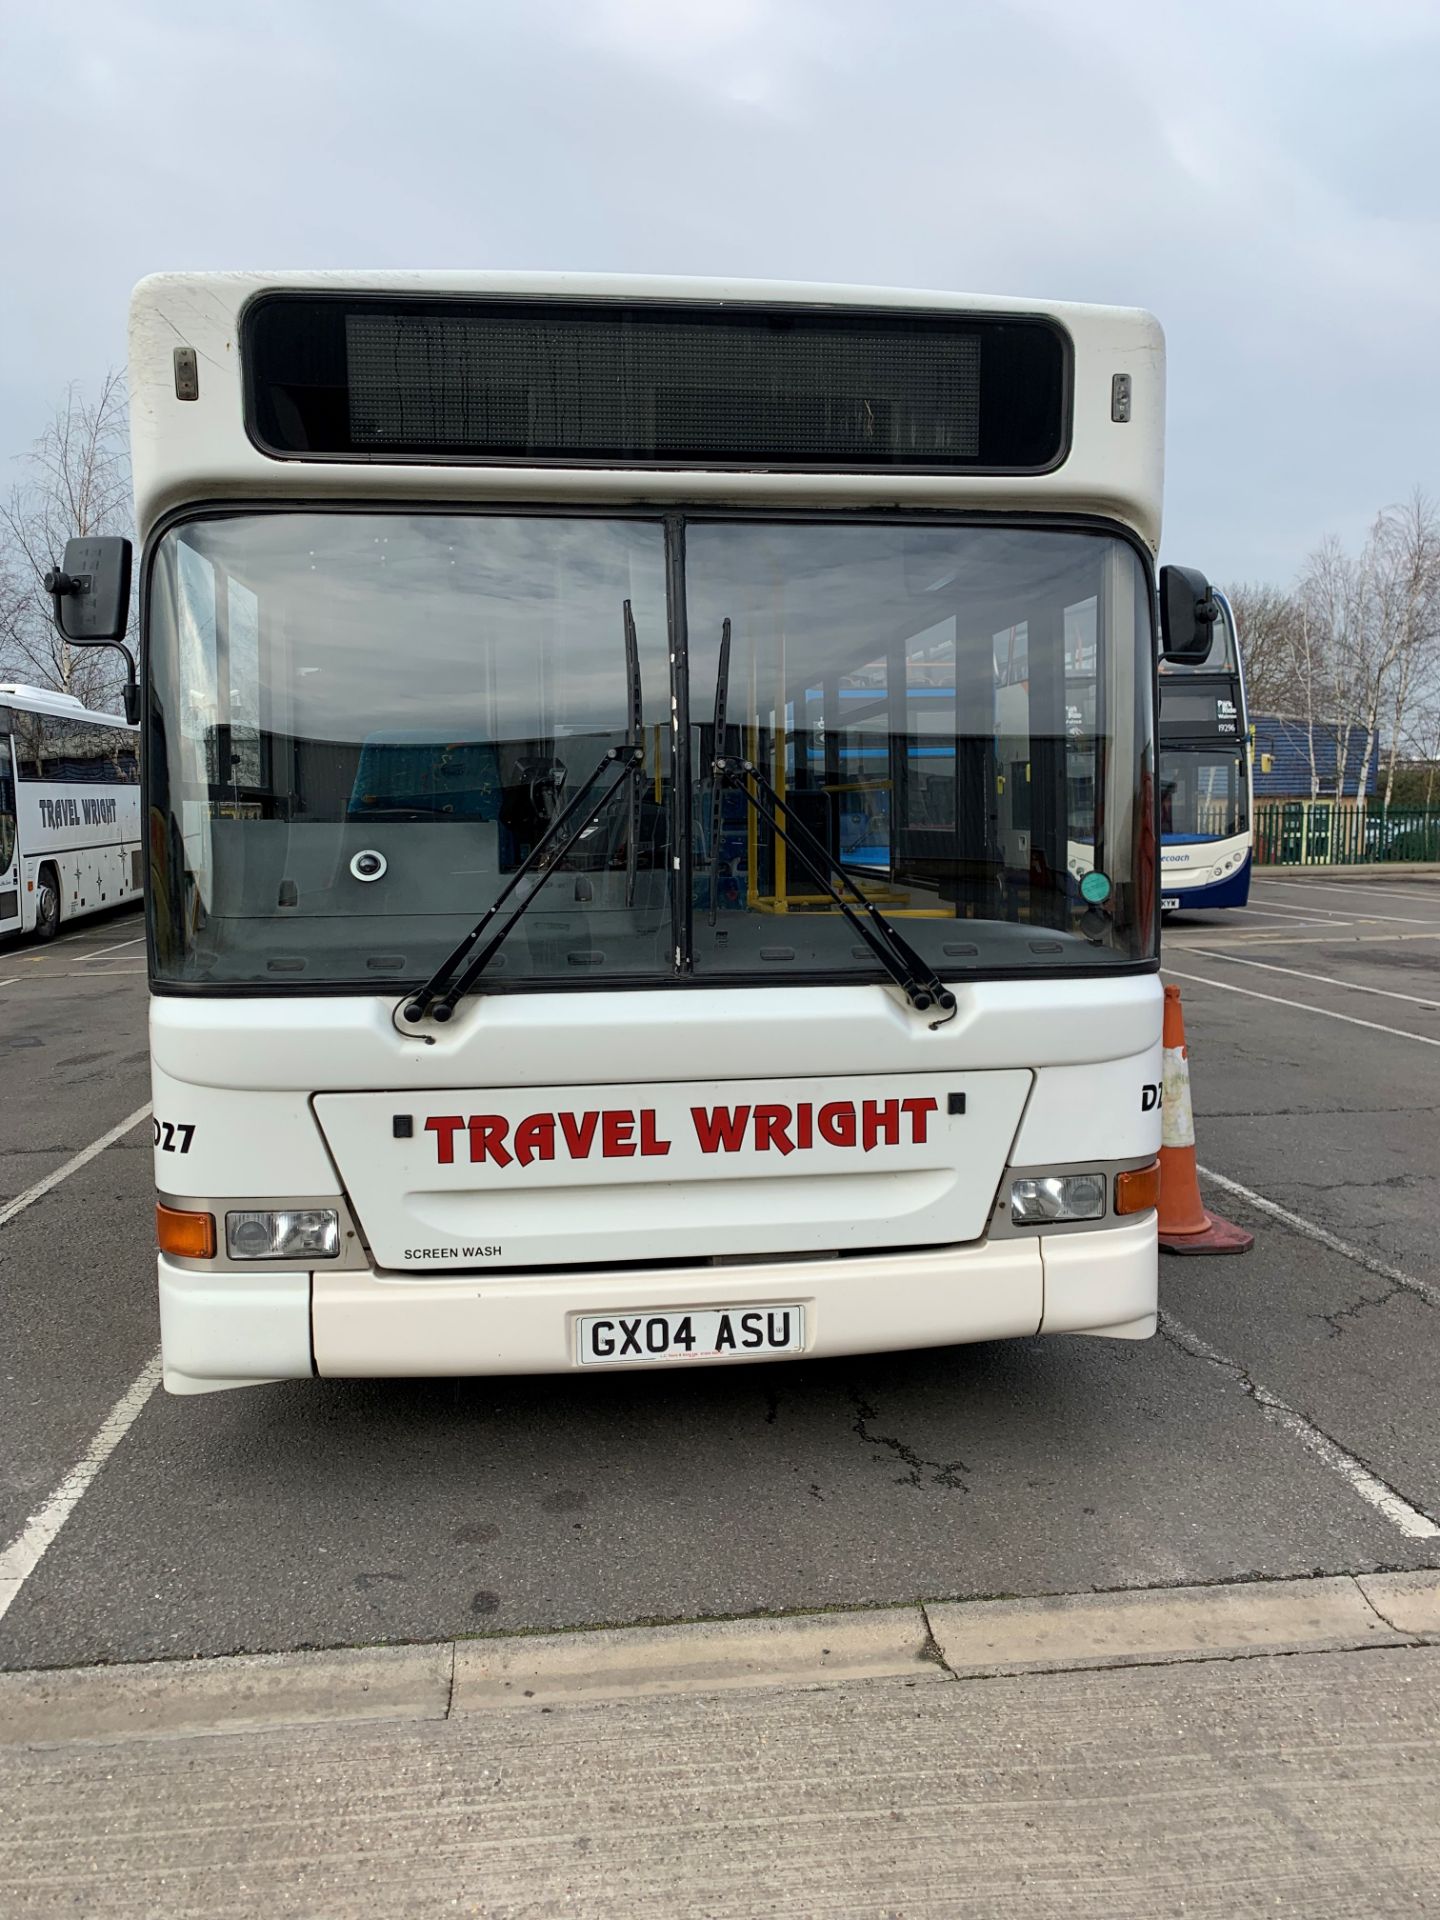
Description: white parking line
xmin=1250 ymin=884 xmax=1439 ymax=927
xmin=0 ymin=1353 xmax=162 ymax=1624
xmin=1192 ymin=950 xmax=1440 ymax=1010
xmin=1224 ymin=908 xmax=1336 ymax=927
xmin=1195 ymin=1165 xmax=1440 ymax=1312
xmin=1160 ymin=1315 xmax=1439 ymax=1541
xmin=19 ymin=929 xmax=113 ymax=957
xmin=0 ymin=1103 xmax=152 ymax=1232
xmin=1240 ymin=898 xmax=1362 ymax=922
xmin=1161 ymin=965 xmax=1440 ymax=1048
xmin=79 ymin=935 xmax=146 ymax=962
xmin=0 ymin=978 xmax=17 ymax=991
xmin=1257 ymin=877 xmax=1440 ymax=906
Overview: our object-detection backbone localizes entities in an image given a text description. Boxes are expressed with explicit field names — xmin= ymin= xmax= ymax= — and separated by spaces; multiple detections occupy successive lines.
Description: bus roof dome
xmin=0 ymin=684 xmax=88 ymax=709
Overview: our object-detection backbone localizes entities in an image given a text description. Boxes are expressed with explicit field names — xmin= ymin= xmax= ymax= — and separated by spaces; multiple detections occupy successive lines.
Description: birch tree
xmin=1224 ymin=582 xmax=1305 ymax=716
xmin=1373 ymin=491 xmax=1440 ymax=807
xmin=0 ymin=372 xmax=133 ymax=711
xmin=1298 ymin=536 xmax=1363 ymax=797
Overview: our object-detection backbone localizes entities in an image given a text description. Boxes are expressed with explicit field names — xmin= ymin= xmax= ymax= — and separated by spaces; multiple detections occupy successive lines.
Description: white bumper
xmin=157 ymin=1215 xmax=1156 ymax=1393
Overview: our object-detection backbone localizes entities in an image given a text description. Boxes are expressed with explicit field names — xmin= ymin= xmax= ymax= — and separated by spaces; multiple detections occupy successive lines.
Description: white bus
xmin=0 ymin=684 xmax=142 ymax=942
xmin=84 ymin=272 xmax=1216 ymax=1395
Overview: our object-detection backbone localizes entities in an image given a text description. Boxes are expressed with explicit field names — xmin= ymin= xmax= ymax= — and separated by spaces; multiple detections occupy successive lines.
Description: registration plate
xmin=577 ymin=1304 xmax=805 ymax=1366
xmin=1161 ymin=895 xmax=1180 ymax=911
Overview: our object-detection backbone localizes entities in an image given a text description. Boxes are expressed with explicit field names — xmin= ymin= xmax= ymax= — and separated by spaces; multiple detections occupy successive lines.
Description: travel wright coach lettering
xmin=422 ymin=1097 xmax=942 ymax=1167
xmin=37 ymin=796 xmax=118 ymax=829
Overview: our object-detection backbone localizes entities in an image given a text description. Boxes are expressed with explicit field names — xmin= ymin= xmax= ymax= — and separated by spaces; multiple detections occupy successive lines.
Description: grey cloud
xmin=1 ymin=0 xmax=1436 ymax=586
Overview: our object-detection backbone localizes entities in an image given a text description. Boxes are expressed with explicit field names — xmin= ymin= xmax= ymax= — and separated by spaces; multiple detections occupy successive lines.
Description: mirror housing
xmin=43 ymin=537 xmax=140 ymax=727
xmin=1159 ymin=564 xmax=1219 ymax=663
xmin=44 ymin=537 xmax=133 ymax=643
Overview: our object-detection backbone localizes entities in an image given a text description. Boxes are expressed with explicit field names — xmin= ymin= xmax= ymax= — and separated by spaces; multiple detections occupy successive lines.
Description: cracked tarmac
xmin=2 ymin=876 xmax=1439 ymax=1671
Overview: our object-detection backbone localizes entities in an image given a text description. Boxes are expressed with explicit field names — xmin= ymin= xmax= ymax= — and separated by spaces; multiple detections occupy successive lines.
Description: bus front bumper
xmin=1161 ymin=851 xmax=1252 ymax=909
xmin=157 ymin=1216 xmax=1157 ymax=1393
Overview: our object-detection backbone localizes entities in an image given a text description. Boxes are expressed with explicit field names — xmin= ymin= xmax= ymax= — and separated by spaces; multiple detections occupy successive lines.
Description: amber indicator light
xmin=156 ymin=1203 xmax=217 ymax=1259
xmin=1115 ymin=1162 xmax=1162 ymax=1216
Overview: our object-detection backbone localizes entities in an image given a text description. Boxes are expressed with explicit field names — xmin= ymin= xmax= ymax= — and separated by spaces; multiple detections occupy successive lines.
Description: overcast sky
xmin=3 ymin=0 xmax=1437 ymax=586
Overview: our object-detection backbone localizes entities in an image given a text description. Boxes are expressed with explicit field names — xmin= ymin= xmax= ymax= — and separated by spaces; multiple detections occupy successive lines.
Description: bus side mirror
xmin=44 ymin=537 xmax=141 ymax=725
xmin=45 ymin=537 xmax=133 ymax=643
xmin=1159 ymin=564 xmax=1218 ymax=663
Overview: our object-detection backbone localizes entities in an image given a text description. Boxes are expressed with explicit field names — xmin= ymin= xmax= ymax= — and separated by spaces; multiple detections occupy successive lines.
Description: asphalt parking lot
xmin=2 ymin=874 xmax=1438 ymax=1672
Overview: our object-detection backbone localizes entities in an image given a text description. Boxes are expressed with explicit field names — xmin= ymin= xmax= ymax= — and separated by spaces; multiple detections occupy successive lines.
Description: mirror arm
xmin=43 ymin=566 xmax=141 ymax=725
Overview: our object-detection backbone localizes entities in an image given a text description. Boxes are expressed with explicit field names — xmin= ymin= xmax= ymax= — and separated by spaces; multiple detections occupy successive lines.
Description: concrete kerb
xmin=3 ymin=1571 xmax=1438 ymax=1747
xmin=924 ymin=1574 xmax=1410 ymax=1677
xmin=1253 ymin=864 xmax=1440 ymax=880
xmin=0 ymin=1641 xmax=453 ymax=1748
xmin=1356 ymin=1571 xmax=1440 ymax=1637
xmin=452 ymin=1604 xmax=935 ymax=1710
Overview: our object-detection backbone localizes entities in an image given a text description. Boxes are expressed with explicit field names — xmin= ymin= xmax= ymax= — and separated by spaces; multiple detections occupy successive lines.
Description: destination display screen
xmin=244 ymin=294 xmax=1069 ymax=472
xmin=1158 ymin=682 xmax=1241 ymax=739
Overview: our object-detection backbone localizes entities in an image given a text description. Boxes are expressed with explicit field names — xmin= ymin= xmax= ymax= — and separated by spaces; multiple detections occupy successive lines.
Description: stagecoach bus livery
xmin=1158 ymin=590 xmax=1253 ymax=911
xmin=108 ymin=271 xmax=1217 ymax=1395
xmin=0 ymin=684 xmax=142 ymax=942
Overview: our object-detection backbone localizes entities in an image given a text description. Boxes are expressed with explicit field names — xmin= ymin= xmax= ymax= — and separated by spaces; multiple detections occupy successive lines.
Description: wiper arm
xmin=402 ymin=745 xmax=643 ymax=1023
xmin=713 ymin=754 xmax=956 ymax=1024
xmin=402 ymin=600 xmax=646 ymax=1025
xmin=703 ymin=616 xmax=954 ymax=1025
xmin=623 ymin=598 xmax=643 ymax=911
xmin=706 ymin=615 xmax=732 ymax=927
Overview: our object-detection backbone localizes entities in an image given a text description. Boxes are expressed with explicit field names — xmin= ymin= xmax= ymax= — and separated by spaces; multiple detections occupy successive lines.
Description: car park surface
xmin=3 ymin=875 xmax=1438 ymax=1670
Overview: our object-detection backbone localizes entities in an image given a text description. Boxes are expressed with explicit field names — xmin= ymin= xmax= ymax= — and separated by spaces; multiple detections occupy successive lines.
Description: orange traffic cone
xmin=1157 ymin=983 xmax=1254 ymax=1255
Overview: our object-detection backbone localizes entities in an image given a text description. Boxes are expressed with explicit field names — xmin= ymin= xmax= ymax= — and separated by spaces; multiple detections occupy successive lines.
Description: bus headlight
xmin=1010 ymin=1173 xmax=1106 ymax=1224
xmin=225 ymin=1208 xmax=340 ymax=1260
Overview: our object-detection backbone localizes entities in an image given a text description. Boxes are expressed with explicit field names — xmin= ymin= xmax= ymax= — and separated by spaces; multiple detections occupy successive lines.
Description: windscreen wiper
xmin=402 ymin=602 xmax=645 ymax=1025
xmin=704 ymin=620 xmax=956 ymax=1026
xmin=706 ymin=616 xmax=732 ymax=928
xmin=623 ymin=598 xmax=643 ymax=911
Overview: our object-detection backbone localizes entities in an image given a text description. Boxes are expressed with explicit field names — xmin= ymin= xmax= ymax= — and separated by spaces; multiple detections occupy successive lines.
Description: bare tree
xmin=0 ymin=372 xmax=133 ymax=711
xmin=1224 ymin=581 xmax=1306 ymax=717
xmin=1373 ymin=491 xmax=1440 ymax=807
xmin=1408 ymin=697 xmax=1440 ymax=808
xmin=1297 ymin=535 xmax=1364 ymax=797
xmin=1292 ymin=497 xmax=1440 ymax=810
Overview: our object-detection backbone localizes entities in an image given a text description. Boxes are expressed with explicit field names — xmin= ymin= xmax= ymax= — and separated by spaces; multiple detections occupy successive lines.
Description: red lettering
xmin=752 ymin=1104 xmax=795 ymax=1155
xmin=817 ymin=1102 xmax=856 ymax=1148
xmin=468 ymin=1115 xmax=513 ymax=1167
xmin=901 ymin=1096 xmax=939 ymax=1144
xmin=862 ymin=1099 xmax=900 ymax=1151
xmin=795 ymin=1102 xmax=813 ymax=1150
xmin=638 ymin=1110 xmax=672 ymax=1157
xmin=514 ymin=1113 xmax=556 ymax=1166
xmin=601 ymin=1110 xmax=636 ymax=1157
xmin=558 ymin=1111 xmax=599 ymax=1159
xmin=691 ymin=1106 xmax=751 ymax=1153
xmin=424 ymin=1115 xmax=465 ymax=1166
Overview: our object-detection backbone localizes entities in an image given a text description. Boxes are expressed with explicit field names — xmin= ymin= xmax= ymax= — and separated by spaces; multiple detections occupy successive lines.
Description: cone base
xmin=1159 ymin=1209 xmax=1255 ymax=1256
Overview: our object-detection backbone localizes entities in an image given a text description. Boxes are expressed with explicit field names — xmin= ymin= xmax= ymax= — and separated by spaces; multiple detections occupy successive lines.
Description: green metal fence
xmin=1254 ymin=803 xmax=1440 ymax=866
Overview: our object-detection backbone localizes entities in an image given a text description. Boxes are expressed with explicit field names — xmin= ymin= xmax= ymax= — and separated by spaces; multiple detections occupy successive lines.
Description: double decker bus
xmin=0 ymin=684 xmax=142 ymax=942
xmin=91 ymin=272 xmax=1216 ymax=1395
xmin=1158 ymin=589 xmax=1252 ymax=911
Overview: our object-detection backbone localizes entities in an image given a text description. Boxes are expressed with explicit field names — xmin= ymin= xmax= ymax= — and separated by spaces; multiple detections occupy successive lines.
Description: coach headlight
xmin=1010 ymin=1173 xmax=1106 ymax=1224
xmin=225 ymin=1208 xmax=340 ymax=1260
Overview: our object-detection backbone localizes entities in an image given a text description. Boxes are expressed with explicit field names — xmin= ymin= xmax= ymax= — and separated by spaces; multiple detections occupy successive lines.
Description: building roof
xmin=1252 ymin=712 xmax=1378 ymax=798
